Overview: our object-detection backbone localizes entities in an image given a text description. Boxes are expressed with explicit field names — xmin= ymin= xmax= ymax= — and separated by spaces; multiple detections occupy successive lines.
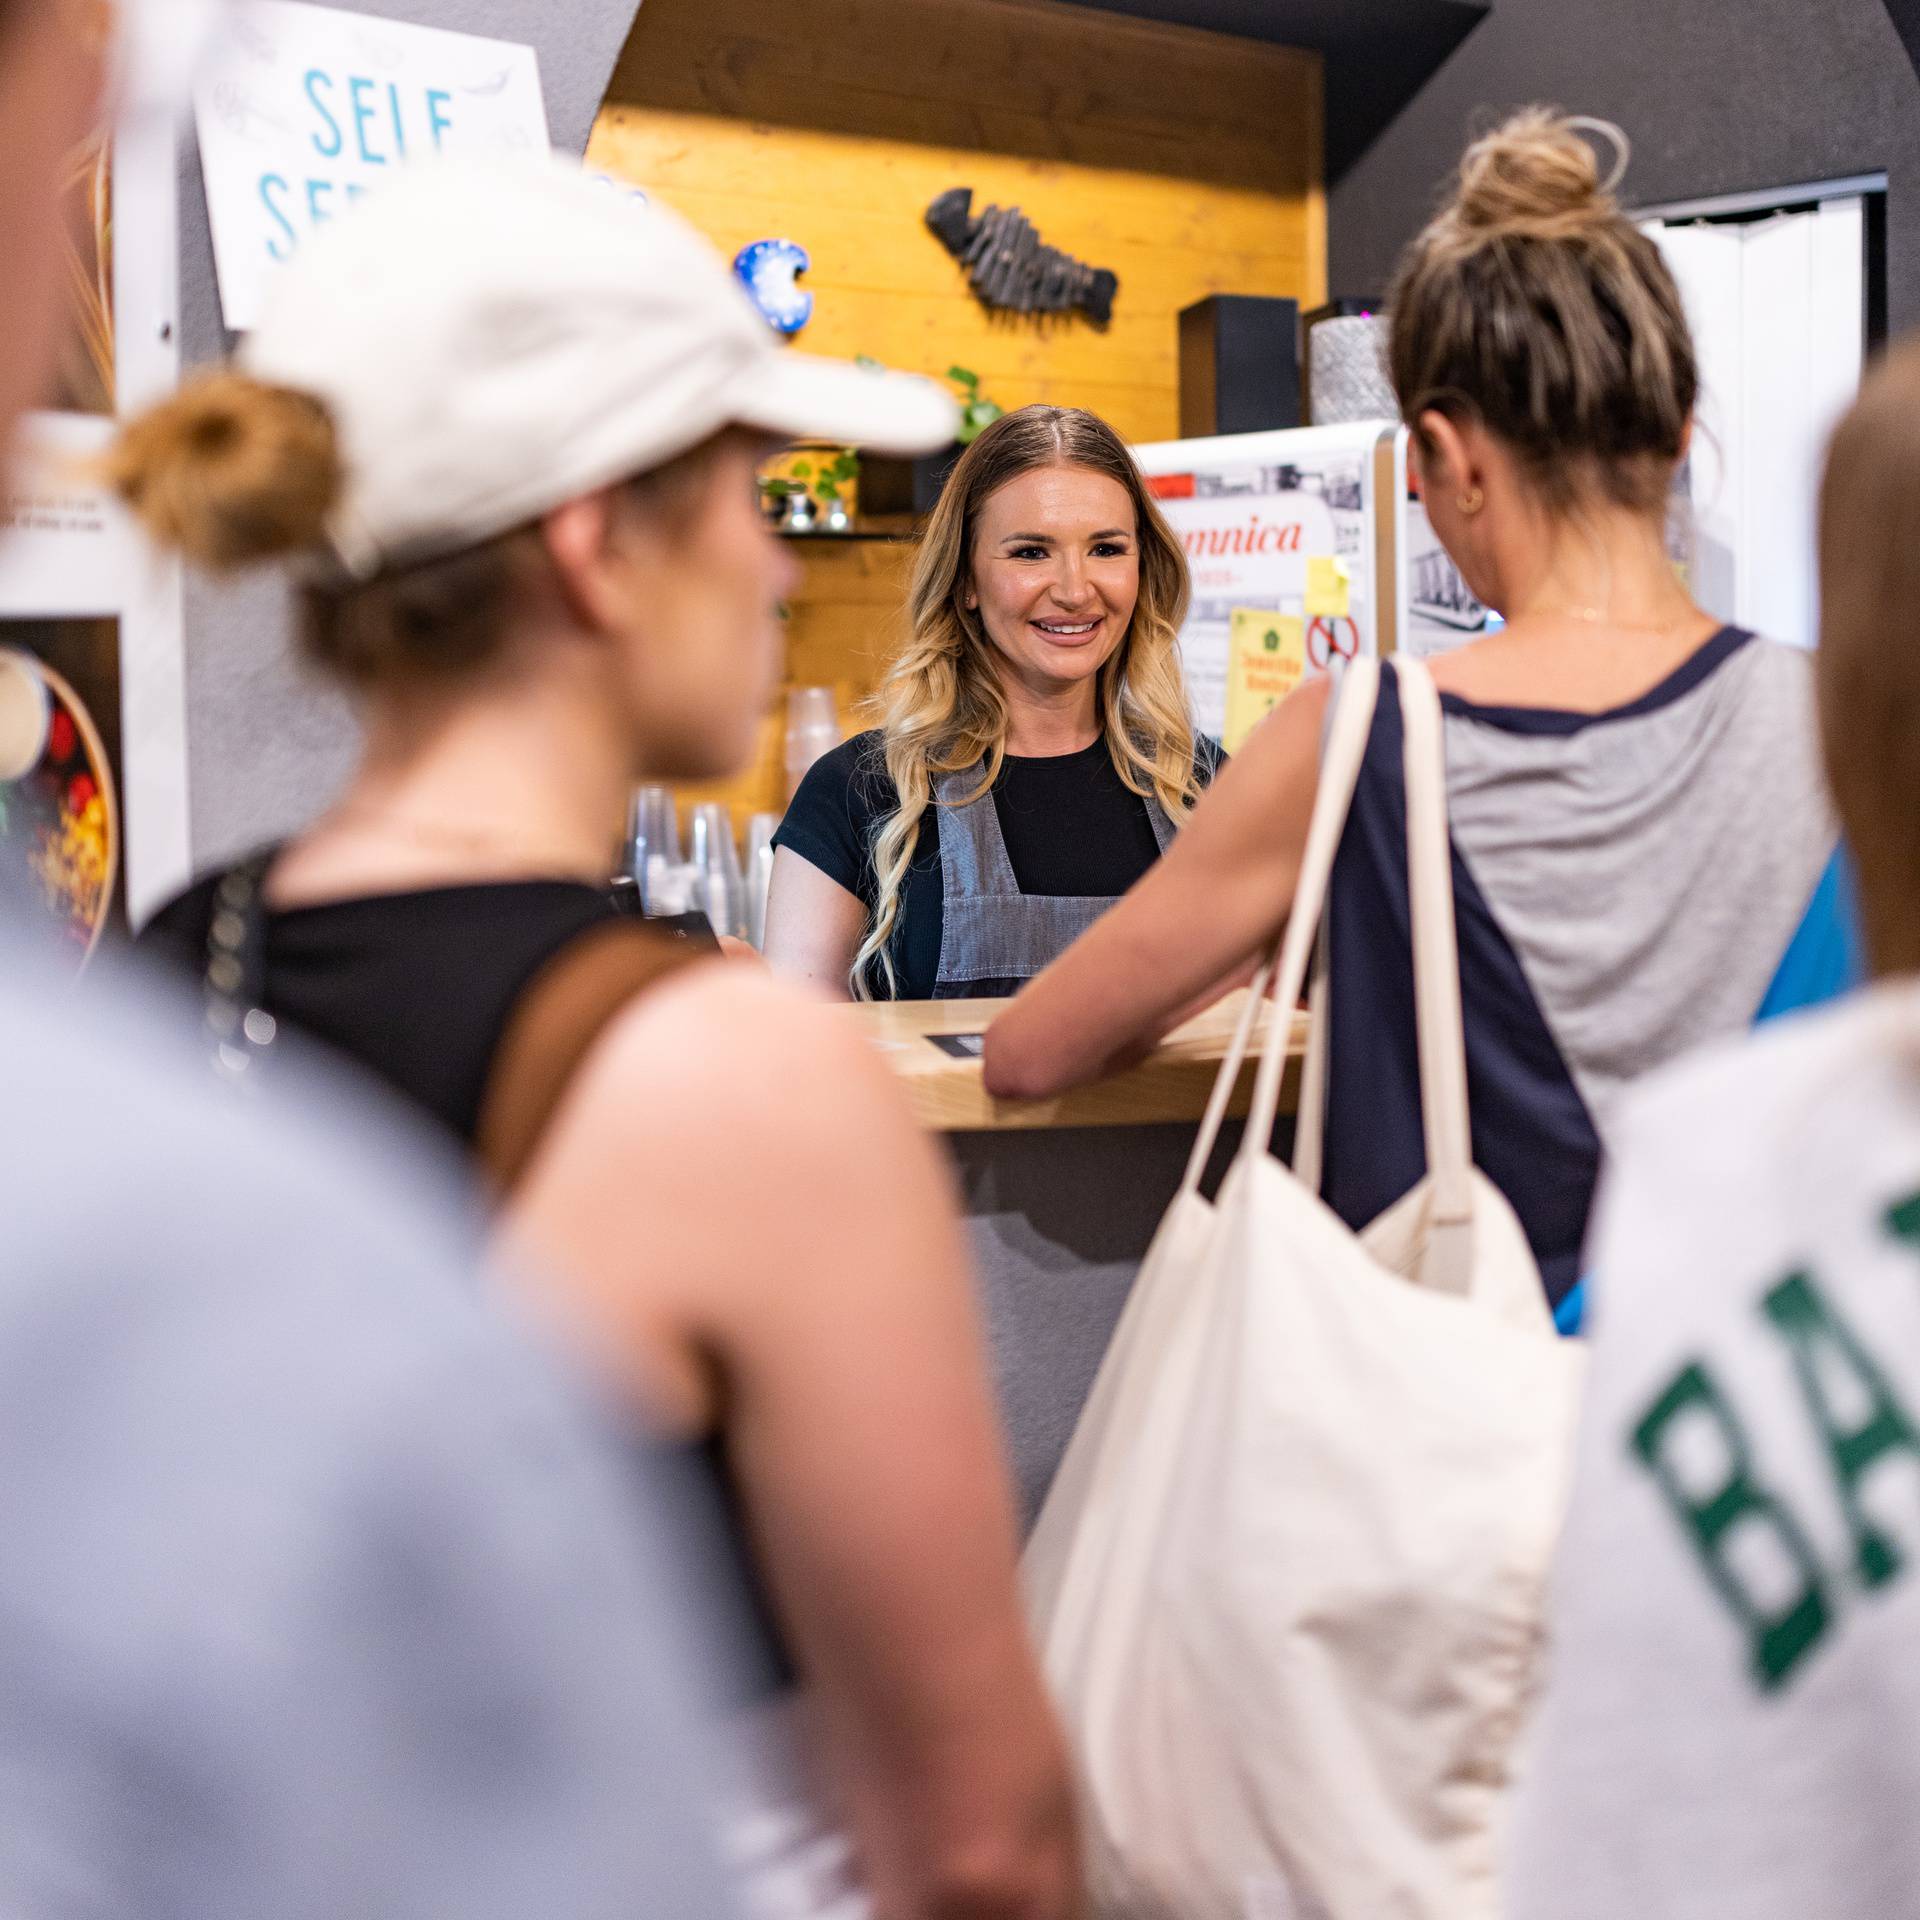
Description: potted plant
xmin=759 ymin=470 xmax=816 ymax=533
xmin=912 ymin=366 xmax=1003 ymax=509
xmin=805 ymin=449 xmax=862 ymax=532
xmin=949 ymin=365 xmax=1005 ymax=444
xmin=760 ymin=447 xmax=861 ymax=533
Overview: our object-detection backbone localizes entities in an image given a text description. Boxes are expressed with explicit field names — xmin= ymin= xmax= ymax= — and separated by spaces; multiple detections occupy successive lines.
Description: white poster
xmin=0 ymin=414 xmax=138 ymax=619
xmin=194 ymin=1 xmax=549 ymax=330
xmin=1135 ymin=425 xmax=1392 ymax=741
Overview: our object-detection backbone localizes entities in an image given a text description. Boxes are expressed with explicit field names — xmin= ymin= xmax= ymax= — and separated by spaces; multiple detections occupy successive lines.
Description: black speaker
xmin=1178 ymin=295 xmax=1301 ymax=438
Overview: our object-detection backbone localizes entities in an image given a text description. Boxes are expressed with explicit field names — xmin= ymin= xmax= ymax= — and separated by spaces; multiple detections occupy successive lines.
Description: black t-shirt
xmin=773 ymin=728 xmax=1221 ymax=999
xmin=139 ymin=872 xmax=624 ymax=1145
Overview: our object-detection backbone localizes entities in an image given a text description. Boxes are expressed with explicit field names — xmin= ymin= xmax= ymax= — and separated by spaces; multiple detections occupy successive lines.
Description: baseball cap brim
xmin=729 ymin=351 xmax=960 ymax=457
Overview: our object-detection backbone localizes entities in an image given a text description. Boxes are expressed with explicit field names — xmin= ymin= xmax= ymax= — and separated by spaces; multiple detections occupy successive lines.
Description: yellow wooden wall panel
xmin=588 ymin=0 xmax=1322 ymax=837
xmin=613 ymin=120 xmax=1313 ymax=255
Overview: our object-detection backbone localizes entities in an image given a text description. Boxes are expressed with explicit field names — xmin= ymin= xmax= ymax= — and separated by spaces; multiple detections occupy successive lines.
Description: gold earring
xmin=1457 ymin=486 xmax=1485 ymax=516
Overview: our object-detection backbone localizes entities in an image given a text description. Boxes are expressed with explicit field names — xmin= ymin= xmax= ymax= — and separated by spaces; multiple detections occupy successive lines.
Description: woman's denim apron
xmin=929 ymin=759 xmax=1175 ymax=998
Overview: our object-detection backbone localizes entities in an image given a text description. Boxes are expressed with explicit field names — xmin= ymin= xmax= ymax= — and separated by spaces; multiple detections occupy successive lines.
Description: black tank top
xmin=138 ymin=866 xmax=793 ymax=1699
xmin=139 ymin=871 xmax=626 ymax=1145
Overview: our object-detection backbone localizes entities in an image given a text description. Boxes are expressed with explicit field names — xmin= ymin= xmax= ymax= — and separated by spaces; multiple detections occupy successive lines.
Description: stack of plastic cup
xmin=688 ymin=803 xmax=746 ymax=940
xmin=784 ymin=686 xmax=842 ymax=803
xmin=626 ymin=786 xmax=681 ymax=911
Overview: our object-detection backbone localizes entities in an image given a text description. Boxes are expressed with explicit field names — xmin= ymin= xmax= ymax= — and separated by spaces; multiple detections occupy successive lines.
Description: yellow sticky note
xmin=1224 ymin=609 xmax=1305 ymax=754
xmin=1305 ymin=554 xmax=1351 ymax=619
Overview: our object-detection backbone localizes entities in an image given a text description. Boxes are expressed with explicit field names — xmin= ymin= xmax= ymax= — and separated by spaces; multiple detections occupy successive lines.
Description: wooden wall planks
xmin=589 ymin=0 xmax=1323 ymax=830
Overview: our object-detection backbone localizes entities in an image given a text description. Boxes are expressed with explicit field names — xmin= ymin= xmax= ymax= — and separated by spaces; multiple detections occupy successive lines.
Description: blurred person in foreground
xmin=118 ymin=155 xmax=1078 ymax=1920
xmin=0 ymin=940 xmax=745 ymax=1920
xmin=0 ymin=5 xmax=738 ymax=1915
xmin=1507 ymin=337 xmax=1920 ymax=1915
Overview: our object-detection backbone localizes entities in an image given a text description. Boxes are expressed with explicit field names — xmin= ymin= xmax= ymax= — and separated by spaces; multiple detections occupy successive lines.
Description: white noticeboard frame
xmin=194 ymin=1 xmax=550 ymax=331
xmin=1133 ymin=423 xmax=1400 ymax=742
xmin=116 ymin=112 xmax=191 ymax=927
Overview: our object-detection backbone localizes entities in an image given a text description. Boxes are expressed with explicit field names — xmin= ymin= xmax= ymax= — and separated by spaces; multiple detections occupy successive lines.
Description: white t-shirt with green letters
xmin=1511 ymin=981 xmax=1920 ymax=1918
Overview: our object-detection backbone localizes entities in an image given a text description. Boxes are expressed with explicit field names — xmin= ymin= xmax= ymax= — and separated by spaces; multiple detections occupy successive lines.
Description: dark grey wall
xmin=175 ymin=0 xmax=642 ymax=879
xmin=1331 ymin=0 xmax=1920 ymax=325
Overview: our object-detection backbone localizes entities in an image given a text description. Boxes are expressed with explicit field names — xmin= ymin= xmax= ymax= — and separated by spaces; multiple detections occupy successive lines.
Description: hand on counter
xmin=983 ymin=680 xmax=1328 ymax=1100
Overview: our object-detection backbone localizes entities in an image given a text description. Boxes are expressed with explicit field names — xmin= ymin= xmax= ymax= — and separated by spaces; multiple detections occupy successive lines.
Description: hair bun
xmin=1452 ymin=108 xmax=1629 ymax=242
xmin=106 ymin=371 xmax=343 ymax=571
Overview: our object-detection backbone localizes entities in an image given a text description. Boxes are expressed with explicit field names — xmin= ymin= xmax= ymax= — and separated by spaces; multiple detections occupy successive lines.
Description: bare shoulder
xmin=560 ymin=957 xmax=907 ymax=1153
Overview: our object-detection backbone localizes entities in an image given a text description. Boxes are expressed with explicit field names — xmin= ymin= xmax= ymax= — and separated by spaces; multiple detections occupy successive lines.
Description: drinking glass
xmin=784 ymin=686 xmax=842 ymax=802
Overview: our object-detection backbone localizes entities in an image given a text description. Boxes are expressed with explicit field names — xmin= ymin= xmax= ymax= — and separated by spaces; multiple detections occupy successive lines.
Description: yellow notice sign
xmin=1305 ymin=554 xmax=1351 ymax=619
xmin=1224 ymin=609 xmax=1305 ymax=753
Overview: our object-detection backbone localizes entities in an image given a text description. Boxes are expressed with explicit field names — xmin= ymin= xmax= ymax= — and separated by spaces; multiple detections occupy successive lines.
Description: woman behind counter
xmin=764 ymin=405 xmax=1220 ymax=999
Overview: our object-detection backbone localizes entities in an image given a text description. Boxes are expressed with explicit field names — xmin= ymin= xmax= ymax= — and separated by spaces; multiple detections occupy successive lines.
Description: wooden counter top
xmin=847 ymin=991 xmax=1306 ymax=1132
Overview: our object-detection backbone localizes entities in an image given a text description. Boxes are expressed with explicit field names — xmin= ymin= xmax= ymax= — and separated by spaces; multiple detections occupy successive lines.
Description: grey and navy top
xmin=1319 ymin=629 xmax=1835 ymax=1307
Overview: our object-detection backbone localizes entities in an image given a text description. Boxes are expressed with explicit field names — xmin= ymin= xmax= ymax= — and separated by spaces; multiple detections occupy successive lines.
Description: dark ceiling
xmin=1048 ymin=0 xmax=1491 ymax=179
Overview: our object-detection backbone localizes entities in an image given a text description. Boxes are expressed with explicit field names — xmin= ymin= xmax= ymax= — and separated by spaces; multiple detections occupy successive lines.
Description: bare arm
xmin=762 ymin=846 xmax=869 ymax=1000
xmin=504 ymin=966 xmax=1078 ymax=1920
xmin=983 ymin=676 xmax=1331 ymax=1100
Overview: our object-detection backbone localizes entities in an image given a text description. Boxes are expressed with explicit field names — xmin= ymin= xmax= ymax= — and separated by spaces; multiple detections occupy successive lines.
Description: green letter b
xmin=1632 ymin=1361 xmax=1830 ymax=1691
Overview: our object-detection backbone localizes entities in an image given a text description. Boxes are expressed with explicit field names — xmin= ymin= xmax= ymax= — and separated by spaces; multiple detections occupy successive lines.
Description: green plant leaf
xmin=947 ymin=364 xmax=979 ymax=390
xmin=791 ymin=460 xmax=813 ymax=479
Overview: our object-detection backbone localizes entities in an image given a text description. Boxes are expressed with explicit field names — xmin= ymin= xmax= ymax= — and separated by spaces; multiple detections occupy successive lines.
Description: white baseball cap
xmin=239 ymin=156 xmax=959 ymax=579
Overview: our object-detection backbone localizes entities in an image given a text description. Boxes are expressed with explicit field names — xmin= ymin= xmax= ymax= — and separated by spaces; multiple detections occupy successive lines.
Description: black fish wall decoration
xmin=925 ymin=188 xmax=1118 ymax=325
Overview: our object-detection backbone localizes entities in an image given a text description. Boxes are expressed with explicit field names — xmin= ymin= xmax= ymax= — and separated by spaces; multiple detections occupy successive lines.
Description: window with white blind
xmin=1643 ymin=190 xmax=1876 ymax=650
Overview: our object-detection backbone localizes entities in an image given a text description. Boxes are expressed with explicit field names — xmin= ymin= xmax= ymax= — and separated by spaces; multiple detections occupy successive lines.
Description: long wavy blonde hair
xmin=852 ymin=404 xmax=1203 ymax=999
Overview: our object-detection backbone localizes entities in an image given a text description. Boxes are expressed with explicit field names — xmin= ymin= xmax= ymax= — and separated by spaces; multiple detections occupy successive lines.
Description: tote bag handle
xmin=1174 ymin=659 xmax=1383 ymax=1201
xmin=1228 ymin=658 xmax=1477 ymax=1293
xmin=1289 ymin=658 xmax=1471 ymax=1203
xmin=1398 ymin=656 xmax=1476 ymax=1289
xmin=1292 ymin=923 xmax=1332 ymax=1195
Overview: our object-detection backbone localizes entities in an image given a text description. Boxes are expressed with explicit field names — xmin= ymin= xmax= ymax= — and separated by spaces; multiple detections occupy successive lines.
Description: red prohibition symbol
xmin=1306 ymin=615 xmax=1360 ymax=669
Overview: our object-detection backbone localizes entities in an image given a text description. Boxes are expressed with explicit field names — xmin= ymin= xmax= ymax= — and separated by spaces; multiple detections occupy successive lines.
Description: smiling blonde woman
xmin=764 ymin=404 xmax=1218 ymax=1001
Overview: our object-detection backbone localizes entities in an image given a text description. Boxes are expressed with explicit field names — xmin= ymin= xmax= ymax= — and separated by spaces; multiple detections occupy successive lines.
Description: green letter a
xmin=1764 ymin=1270 xmax=1920 ymax=1590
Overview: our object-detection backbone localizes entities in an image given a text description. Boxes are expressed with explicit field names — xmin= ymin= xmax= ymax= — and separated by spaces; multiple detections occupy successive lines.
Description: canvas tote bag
xmin=1023 ymin=657 xmax=1587 ymax=1920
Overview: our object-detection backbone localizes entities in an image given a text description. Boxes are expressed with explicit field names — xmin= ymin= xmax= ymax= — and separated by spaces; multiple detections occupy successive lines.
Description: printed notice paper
xmin=194 ymin=2 xmax=549 ymax=329
xmin=0 ymin=415 xmax=133 ymax=621
xmin=1305 ymin=554 xmax=1351 ymax=619
xmin=1223 ymin=610 xmax=1304 ymax=754
xmin=1133 ymin=426 xmax=1386 ymax=741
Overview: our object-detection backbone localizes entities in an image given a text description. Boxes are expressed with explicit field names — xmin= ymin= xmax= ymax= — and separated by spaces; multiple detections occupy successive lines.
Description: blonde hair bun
xmin=1452 ymin=108 xmax=1629 ymax=242
xmin=1387 ymin=104 xmax=1691 ymax=515
xmin=107 ymin=371 xmax=343 ymax=571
